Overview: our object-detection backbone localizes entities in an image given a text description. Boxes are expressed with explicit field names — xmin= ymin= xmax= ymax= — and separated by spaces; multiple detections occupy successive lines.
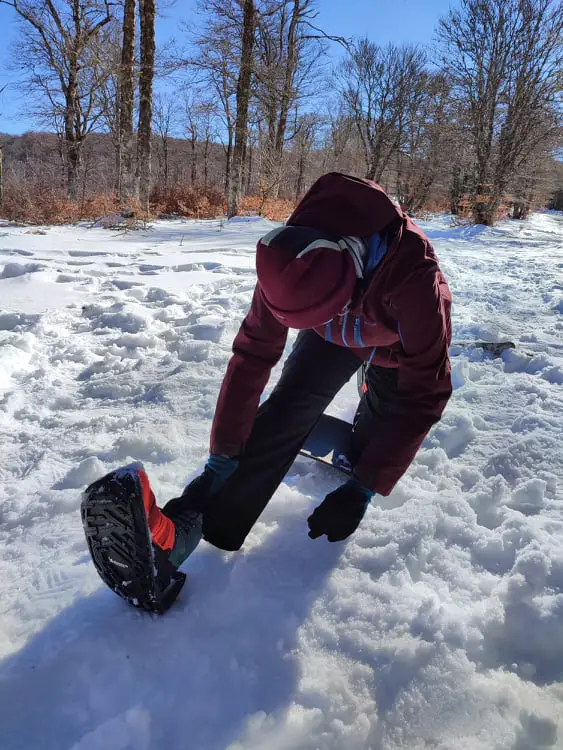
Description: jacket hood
xmin=287 ymin=172 xmax=403 ymax=238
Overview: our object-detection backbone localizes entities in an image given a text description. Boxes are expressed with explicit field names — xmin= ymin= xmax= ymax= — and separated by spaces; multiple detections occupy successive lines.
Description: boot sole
xmin=81 ymin=464 xmax=186 ymax=614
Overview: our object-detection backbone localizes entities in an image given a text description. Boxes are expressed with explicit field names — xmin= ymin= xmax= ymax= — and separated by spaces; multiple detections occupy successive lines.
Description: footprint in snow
xmin=0 ymin=311 xmax=42 ymax=331
xmin=68 ymin=250 xmax=109 ymax=257
xmin=138 ymin=264 xmax=164 ymax=274
xmin=0 ymin=247 xmax=35 ymax=257
xmin=56 ymin=274 xmax=78 ymax=283
xmin=106 ymin=280 xmax=145 ymax=291
xmin=173 ymin=262 xmax=222 ymax=272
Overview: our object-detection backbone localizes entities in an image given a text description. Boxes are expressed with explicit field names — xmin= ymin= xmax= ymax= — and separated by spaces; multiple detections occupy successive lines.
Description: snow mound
xmin=1 ymin=262 xmax=45 ymax=278
xmin=56 ymin=457 xmax=107 ymax=490
xmin=508 ymin=478 xmax=547 ymax=514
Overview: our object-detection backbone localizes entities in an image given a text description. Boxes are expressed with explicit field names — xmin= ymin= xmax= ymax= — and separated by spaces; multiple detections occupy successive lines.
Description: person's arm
xmin=354 ymin=264 xmax=453 ymax=495
xmin=210 ymin=283 xmax=288 ymax=457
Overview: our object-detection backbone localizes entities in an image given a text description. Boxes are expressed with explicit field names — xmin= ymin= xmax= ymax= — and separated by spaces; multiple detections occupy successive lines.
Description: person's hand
xmin=307 ymin=478 xmax=373 ymax=542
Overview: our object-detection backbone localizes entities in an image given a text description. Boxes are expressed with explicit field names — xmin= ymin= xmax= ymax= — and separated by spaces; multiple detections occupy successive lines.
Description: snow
xmin=0 ymin=213 xmax=562 ymax=749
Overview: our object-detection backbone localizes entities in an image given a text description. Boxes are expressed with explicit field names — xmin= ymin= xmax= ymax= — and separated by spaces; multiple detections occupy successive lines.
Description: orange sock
xmin=138 ymin=468 xmax=176 ymax=551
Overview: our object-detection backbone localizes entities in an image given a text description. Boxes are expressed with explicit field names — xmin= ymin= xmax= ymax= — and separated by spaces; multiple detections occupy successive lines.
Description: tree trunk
xmin=473 ymin=177 xmax=496 ymax=225
xmin=0 ymin=146 xmax=3 ymax=212
xmin=66 ymin=142 xmax=81 ymax=200
xmin=65 ymin=133 xmax=82 ymax=200
xmin=119 ymin=0 xmax=136 ymax=206
xmin=472 ymin=145 xmax=494 ymax=224
xmin=365 ymin=162 xmax=376 ymax=181
xmin=163 ymin=137 xmax=169 ymax=188
xmin=512 ymin=200 xmax=529 ymax=220
xmin=246 ymin=140 xmax=253 ymax=195
xmin=65 ymin=56 xmax=81 ymax=200
xmin=114 ymin=140 xmax=121 ymax=195
xmin=227 ymin=0 xmax=256 ymax=218
xmin=81 ymin=149 xmax=90 ymax=209
xmin=137 ymin=0 xmax=156 ymax=215
xmin=473 ymin=196 xmax=495 ymax=225
xmin=295 ymin=146 xmax=306 ymax=200
xmin=191 ymin=137 xmax=197 ymax=185
xmin=450 ymin=167 xmax=471 ymax=216
xmin=270 ymin=1 xmax=301 ymax=200
xmin=203 ymin=137 xmax=210 ymax=191
xmin=241 ymin=137 xmax=247 ymax=192
xmin=225 ymin=129 xmax=233 ymax=195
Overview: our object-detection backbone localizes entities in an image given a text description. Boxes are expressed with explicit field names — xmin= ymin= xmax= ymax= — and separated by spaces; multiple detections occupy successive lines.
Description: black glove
xmin=163 ymin=455 xmax=239 ymax=521
xmin=307 ymin=478 xmax=373 ymax=542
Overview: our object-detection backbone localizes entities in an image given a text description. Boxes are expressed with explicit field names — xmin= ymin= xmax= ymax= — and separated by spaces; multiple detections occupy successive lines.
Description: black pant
xmin=202 ymin=330 xmax=398 ymax=551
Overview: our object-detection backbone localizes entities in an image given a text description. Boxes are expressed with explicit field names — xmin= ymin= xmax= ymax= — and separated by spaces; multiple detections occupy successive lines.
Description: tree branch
xmin=299 ymin=20 xmax=350 ymax=51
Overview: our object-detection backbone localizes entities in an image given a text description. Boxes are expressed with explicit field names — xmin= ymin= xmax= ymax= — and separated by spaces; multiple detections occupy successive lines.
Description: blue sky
xmin=0 ymin=0 xmax=455 ymax=134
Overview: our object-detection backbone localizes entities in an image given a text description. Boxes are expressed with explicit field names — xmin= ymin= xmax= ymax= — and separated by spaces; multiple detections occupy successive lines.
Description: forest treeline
xmin=0 ymin=0 xmax=561 ymax=224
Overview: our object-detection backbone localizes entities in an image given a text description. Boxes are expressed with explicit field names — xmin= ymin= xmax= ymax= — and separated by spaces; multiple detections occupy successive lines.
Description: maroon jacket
xmin=210 ymin=174 xmax=452 ymax=496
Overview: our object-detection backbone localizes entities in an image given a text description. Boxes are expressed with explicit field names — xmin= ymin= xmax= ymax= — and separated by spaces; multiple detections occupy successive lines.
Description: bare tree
xmin=190 ymin=0 xmax=339 ymax=211
xmin=245 ymin=123 xmax=258 ymax=194
xmin=0 ymin=83 xmax=6 ymax=210
xmin=118 ymin=0 xmax=137 ymax=204
xmin=184 ymin=93 xmax=200 ymax=185
xmin=0 ymin=0 xmax=113 ymax=199
xmin=137 ymin=0 xmax=156 ymax=213
xmin=192 ymin=1 xmax=241 ymax=194
xmin=0 ymin=143 xmax=3 ymax=211
xmin=181 ymin=89 xmax=221 ymax=189
xmin=198 ymin=100 xmax=219 ymax=190
xmin=548 ymin=159 xmax=563 ymax=210
xmin=438 ymin=0 xmax=563 ymax=225
xmin=395 ymin=72 xmax=452 ymax=214
xmin=84 ymin=16 xmax=127 ymax=195
xmin=254 ymin=0 xmax=328 ymax=198
xmin=432 ymin=96 xmax=476 ymax=215
xmin=291 ymin=111 xmax=320 ymax=199
xmin=318 ymin=109 xmax=357 ymax=173
xmin=153 ymin=92 xmax=177 ymax=189
xmin=509 ymin=120 xmax=561 ymax=219
xmin=227 ymin=0 xmax=256 ymax=217
xmin=338 ymin=40 xmax=427 ymax=185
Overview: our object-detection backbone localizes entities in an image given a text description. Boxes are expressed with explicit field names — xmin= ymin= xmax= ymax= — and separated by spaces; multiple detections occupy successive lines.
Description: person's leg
xmin=202 ymin=330 xmax=363 ymax=551
xmin=348 ymin=364 xmax=398 ymax=466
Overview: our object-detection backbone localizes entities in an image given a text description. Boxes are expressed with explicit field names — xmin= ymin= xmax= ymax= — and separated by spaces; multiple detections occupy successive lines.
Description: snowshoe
xmin=299 ymin=413 xmax=353 ymax=475
xmin=81 ymin=463 xmax=186 ymax=614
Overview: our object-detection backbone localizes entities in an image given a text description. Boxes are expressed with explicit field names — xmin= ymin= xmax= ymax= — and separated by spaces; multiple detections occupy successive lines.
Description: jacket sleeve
xmin=354 ymin=265 xmax=452 ymax=495
xmin=210 ymin=283 xmax=288 ymax=456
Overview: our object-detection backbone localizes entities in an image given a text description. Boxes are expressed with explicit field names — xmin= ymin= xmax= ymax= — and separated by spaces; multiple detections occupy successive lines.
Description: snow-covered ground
xmin=0 ymin=212 xmax=562 ymax=750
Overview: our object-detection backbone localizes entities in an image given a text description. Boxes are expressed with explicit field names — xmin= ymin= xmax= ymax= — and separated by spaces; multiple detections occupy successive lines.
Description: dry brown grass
xmin=1 ymin=181 xmax=79 ymax=225
xmin=239 ymin=195 xmax=296 ymax=221
xmin=150 ymin=184 xmax=225 ymax=219
xmin=416 ymin=197 xmax=452 ymax=215
xmin=0 ymin=178 xmax=122 ymax=225
xmin=0 ymin=181 xmax=227 ymax=225
xmin=3 ymin=180 xmax=514 ymax=228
